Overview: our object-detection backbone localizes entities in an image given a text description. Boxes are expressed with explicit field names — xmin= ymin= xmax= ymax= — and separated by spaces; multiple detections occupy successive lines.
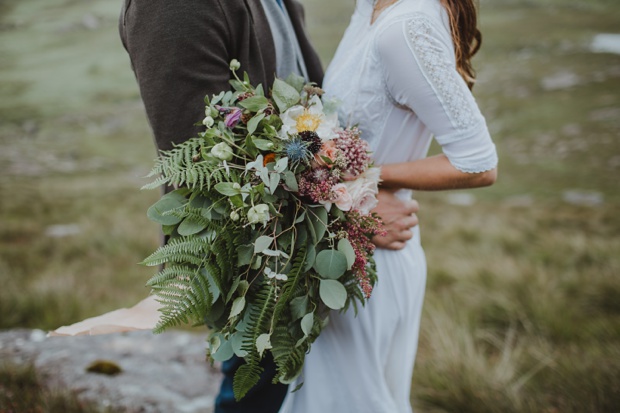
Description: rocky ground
xmin=0 ymin=329 xmax=223 ymax=412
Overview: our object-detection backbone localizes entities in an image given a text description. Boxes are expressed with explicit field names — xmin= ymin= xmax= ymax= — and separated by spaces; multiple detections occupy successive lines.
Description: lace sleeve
xmin=376 ymin=13 xmax=497 ymax=173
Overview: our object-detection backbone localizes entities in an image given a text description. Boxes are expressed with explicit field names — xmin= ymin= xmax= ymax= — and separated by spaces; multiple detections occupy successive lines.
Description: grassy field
xmin=1 ymin=0 xmax=619 ymax=411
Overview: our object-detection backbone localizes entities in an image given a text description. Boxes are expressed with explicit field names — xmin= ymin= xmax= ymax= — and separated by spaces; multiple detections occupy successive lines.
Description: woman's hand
xmin=371 ymin=189 xmax=420 ymax=250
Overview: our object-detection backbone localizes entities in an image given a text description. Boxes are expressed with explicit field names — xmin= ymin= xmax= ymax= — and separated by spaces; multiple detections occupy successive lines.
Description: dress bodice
xmin=323 ymin=0 xmax=497 ymax=173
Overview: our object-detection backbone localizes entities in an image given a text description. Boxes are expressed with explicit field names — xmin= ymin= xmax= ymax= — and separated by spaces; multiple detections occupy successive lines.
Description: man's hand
xmin=371 ymin=188 xmax=419 ymax=250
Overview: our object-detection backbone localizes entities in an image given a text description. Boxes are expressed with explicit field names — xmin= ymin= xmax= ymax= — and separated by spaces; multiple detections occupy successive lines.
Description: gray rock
xmin=562 ymin=190 xmax=604 ymax=207
xmin=0 ymin=329 xmax=223 ymax=413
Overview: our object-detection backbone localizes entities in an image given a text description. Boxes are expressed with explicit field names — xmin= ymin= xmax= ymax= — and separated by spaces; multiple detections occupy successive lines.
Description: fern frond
xmin=271 ymin=325 xmax=307 ymax=384
xmin=230 ymin=283 xmax=277 ymax=399
xmin=232 ymin=362 xmax=264 ymax=401
xmin=141 ymin=237 xmax=211 ymax=267
xmin=146 ymin=264 xmax=200 ymax=287
xmin=151 ymin=268 xmax=213 ymax=333
xmin=272 ymin=247 xmax=306 ymax=322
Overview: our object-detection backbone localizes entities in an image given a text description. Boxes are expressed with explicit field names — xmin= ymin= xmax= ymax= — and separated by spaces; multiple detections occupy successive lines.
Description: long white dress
xmin=280 ymin=0 xmax=498 ymax=412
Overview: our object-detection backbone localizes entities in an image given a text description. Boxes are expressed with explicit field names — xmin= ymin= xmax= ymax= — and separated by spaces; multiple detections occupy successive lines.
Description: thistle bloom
xmin=247 ymin=204 xmax=270 ymax=225
xmin=284 ymin=138 xmax=312 ymax=165
xmin=211 ymin=142 xmax=234 ymax=161
xmin=278 ymin=95 xmax=338 ymax=141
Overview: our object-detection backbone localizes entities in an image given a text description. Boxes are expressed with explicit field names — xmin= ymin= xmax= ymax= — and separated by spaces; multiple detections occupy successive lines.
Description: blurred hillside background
xmin=1 ymin=0 xmax=619 ymax=411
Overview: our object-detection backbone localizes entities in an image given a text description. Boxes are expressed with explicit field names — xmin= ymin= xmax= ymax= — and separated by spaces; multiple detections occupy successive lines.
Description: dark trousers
xmin=215 ymin=354 xmax=288 ymax=413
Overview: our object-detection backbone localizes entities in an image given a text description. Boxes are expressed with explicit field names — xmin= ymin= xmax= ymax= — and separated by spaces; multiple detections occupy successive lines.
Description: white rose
xmin=343 ymin=167 xmax=381 ymax=215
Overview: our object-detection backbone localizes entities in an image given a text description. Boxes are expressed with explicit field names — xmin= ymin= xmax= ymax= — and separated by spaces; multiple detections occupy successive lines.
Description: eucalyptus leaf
xmin=268 ymin=172 xmax=280 ymax=194
xmin=314 ymin=249 xmax=347 ymax=279
xmin=239 ymin=95 xmax=269 ymax=112
xmin=214 ymin=182 xmax=241 ymax=197
xmin=300 ymin=312 xmax=314 ymax=336
xmin=256 ymin=333 xmax=272 ymax=356
xmin=254 ymin=235 xmax=274 ymax=253
xmin=244 ymin=134 xmax=259 ymax=157
xmin=247 ymin=113 xmax=266 ymax=135
xmin=274 ymin=157 xmax=288 ymax=173
xmin=178 ymin=216 xmax=207 ymax=236
xmin=237 ymin=244 xmax=253 ymax=266
xmin=285 ymin=73 xmax=306 ymax=92
xmin=337 ymin=238 xmax=356 ymax=270
xmin=309 ymin=206 xmax=328 ymax=243
xmin=319 ymin=279 xmax=347 ymax=310
xmin=229 ymin=296 xmax=246 ymax=319
xmin=211 ymin=337 xmax=234 ymax=362
xmin=290 ymin=295 xmax=309 ymax=321
xmin=146 ymin=192 xmax=186 ymax=225
xmin=252 ymin=138 xmax=275 ymax=151
xmin=284 ymin=170 xmax=299 ymax=192
xmin=272 ymin=78 xmax=301 ymax=113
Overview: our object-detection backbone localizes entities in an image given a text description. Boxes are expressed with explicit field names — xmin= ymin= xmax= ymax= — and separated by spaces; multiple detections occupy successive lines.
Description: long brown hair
xmin=440 ymin=0 xmax=482 ymax=89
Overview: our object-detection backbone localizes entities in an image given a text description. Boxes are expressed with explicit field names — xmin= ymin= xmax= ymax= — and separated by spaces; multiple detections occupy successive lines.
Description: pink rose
xmin=343 ymin=167 xmax=381 ymax=215
xmin=313 ymin=140 xmax=338 ymax=168
xmin=332 ymin=183 xmax=352 ymax=211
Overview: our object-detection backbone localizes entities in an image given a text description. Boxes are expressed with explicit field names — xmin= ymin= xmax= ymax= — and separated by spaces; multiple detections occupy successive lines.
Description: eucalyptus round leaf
xmin=254 ymin=235 xmax=274 ymax=253
xmin=290 ymin=295 xmax=309 ymax=321
xmin=337 ymin=238 xmax=356 ymax=270
xmin=177 ymin=216 xmax=207 ymax=236
xmin=314 ymin=249 xmax=347 ymax=279
xmin=319 ymin=279 xmax=347 ymax=310
xmin=211 ymin=337 xmax=234 ymax=362
xmin=146 ymin=195 xmax=185 ymax=225
xmin=300 ymin=312 xmax=314 ymax=336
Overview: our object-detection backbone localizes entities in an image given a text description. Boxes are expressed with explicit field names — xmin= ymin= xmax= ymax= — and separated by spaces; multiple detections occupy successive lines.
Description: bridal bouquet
xmin=142 ymin=60 xmax=384 ymax=399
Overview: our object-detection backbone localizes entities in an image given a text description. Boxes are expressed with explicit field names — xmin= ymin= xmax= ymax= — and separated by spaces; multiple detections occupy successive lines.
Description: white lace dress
xmin=280 ymin=0 xmax=497 ymax=412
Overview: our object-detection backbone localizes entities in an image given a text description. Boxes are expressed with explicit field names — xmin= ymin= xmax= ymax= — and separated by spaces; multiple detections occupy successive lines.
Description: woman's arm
xmin=377 ymin=14 xmax=498 ymax=189
xmin=380 ymin=154 xmax=497 ymax=191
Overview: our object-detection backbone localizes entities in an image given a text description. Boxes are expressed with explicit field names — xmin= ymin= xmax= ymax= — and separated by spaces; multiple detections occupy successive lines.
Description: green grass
xmin=1 ymin=0 xmax=619 ymax=411
xmin=0 ymin=363 xmax=105 ymax=413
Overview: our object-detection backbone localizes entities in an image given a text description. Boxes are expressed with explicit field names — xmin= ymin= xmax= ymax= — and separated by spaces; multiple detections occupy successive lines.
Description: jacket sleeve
xmin=121 ymin=0 xmax=232 ymax=152
xmin=377 ymin=13 xmax=497 ymax=173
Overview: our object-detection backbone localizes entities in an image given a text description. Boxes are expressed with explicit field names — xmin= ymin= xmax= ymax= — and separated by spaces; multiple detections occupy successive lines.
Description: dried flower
xmin=225 ymin=108 xmax=243 ymax=128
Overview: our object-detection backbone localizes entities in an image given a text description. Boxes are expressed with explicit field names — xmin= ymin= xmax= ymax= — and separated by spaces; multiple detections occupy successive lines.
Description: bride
xmin=279 ymin=0 xmax=497 ymax=411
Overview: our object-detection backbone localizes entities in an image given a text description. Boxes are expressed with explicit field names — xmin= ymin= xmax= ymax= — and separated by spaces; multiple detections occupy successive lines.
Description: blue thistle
xmin=284 ymin=138 xmax=312 ymax=165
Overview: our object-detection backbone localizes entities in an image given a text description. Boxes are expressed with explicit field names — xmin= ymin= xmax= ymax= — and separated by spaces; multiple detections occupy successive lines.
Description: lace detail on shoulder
xmin=405 ymin=15 xmax=476 ymax=130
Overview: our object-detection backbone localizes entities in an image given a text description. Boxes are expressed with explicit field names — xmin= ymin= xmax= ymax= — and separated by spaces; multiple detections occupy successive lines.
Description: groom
xmin=119 ymin=0 xmax=419 ymax=411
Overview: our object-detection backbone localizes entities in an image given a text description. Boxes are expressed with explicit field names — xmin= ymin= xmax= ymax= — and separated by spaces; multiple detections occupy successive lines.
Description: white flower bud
xmin=230 ymin=211 xmax=240 ymax=221
xmin=211 ymin=142 xmax=234 ymax=161
xmin=229 ymin=59 xmax=241 ymax=71
xmin=247 ymin=204 xmax=270 ymax=225
xmin=203 ymin=116 xmax=214 ymax=128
